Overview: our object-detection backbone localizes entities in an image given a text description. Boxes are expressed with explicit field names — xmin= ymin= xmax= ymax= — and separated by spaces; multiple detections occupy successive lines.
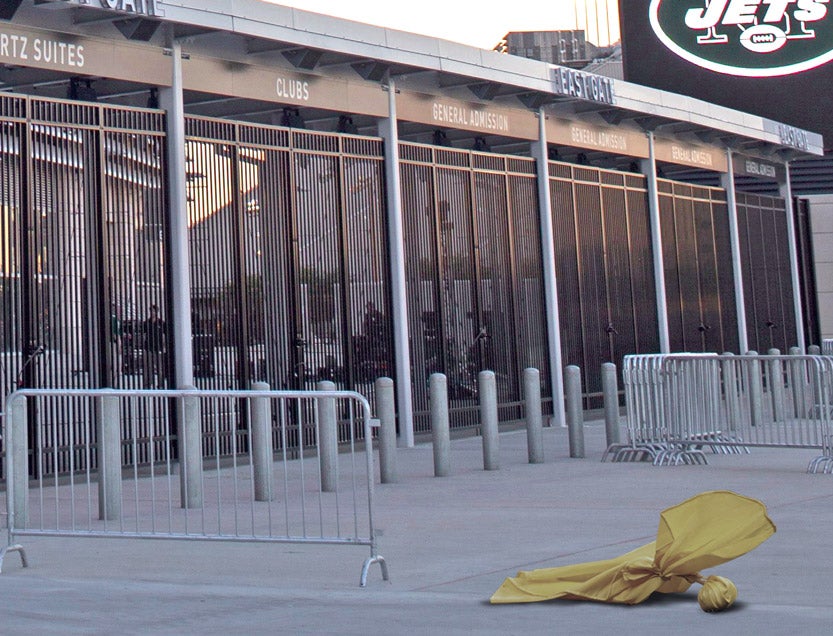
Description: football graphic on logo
xmin=739 ymin=24 xmax=788 ymax=54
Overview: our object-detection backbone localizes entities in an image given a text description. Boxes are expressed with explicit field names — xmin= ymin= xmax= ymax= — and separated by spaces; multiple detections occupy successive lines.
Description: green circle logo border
xmin=649 ymin=0 xmax=833 ymax=77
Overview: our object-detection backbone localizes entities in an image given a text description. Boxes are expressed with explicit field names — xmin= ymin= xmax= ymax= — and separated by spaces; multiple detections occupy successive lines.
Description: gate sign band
xmin=649 ymin=0 xmax=833 ymax=77
xmin=33 ymin=0 xmax=162 ymax=18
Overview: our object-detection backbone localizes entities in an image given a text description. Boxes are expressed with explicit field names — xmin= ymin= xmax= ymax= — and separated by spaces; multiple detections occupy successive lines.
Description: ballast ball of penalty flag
xmin=697 ymin=575 xmax=738 ymax=612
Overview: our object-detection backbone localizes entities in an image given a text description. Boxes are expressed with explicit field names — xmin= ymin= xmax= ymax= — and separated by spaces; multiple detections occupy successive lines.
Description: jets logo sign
xmin=649 ymin=0 xmax=833 ymax=76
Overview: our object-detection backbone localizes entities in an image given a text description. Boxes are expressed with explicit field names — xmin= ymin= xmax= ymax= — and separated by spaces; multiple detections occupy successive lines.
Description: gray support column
xmin=532 ymin=108 xmax=566 ymax=428
xmin=720 ymin=149 xmax=749 ymax=353
xmin=780 ymin=163 xmax=806 ymax=352
xmin=159 ymin=31 xmax=194 ymax=389
xmin=378 ymin=76 xmax=414 ymax=447
xmin=641 ymin=132 xmax=671 ymax=353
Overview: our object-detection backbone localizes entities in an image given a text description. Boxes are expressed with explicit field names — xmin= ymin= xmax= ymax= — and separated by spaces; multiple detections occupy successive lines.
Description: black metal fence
xmin=0 ymin=96 xmax=803 ymax=474
xmin=658 ymin=180 xmax=739 ymax=355
xmin=550 ymin=163 xmax=659 ymax=405
xmin=399 ymin=144 xmax=550 ymax=430
xmin=736 ymin=192 xmax=797 ymax=354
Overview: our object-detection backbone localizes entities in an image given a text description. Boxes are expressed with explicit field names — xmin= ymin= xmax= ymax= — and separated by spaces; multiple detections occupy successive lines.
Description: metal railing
xmin=823 ymin=339 xmax=833 ymax=356
xmin=610 ymin=353 xmax=833 ymax=473
xmin=1 ymin=387 xmax=389 ymax=584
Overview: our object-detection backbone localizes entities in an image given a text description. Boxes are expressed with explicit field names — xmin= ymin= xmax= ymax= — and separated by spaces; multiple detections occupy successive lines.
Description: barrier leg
xmin=430 ymin=373 xmax=450 ymax=477
xmin=479 ymin=370 xmax=499 ymax=471
xmin=375 ymin=377 xmax=398 ymax=483
xmin=317 ymin=380 xmax=338 ymax=492
xmin=251 ymin=382 xmax=274 ymax=502
xmin=565 ymin=365 xmax=585 ymax=458
xmin=97 ymin=394 xmax=122 ymax=521
xmin=524 ymin=368 xmax=544 ymax=464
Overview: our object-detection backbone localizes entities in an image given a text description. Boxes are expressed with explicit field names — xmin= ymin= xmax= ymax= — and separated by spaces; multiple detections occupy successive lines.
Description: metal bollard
xmin=375 ymin=377 xmax=398 ymax=483
xmin=8 ymin=394 xmax=29 ymax=528
xmin=601 ymin=363 xmax=621 ymax=447
xmin=788 ymin=347 xmax=806 ymax=418
xmin=97 ymin=394 xmax=122 ymax=521
xmin=178 ymin=386 xmax=203 ymax=509
xmin=317 ymin=380 xmax=338 ymax=492
xmin=808 ymin=344 xmax=821 ymax=356
xmin=746 ymin=351 xmax=764 ymax=428
xmin=721 ymin=353 xmax=741 ymax=434
xmin=565 ymin=365 xmax=585 ymax=458
xmin=479 ymin=370 xmax=499 ymax=471
xmin=524 ymin=368 xmax=544 ymax=464
xmin=768 ymin=348 xmax=786 ymax=422
xmin=430 ymin=373 xmax=451 ymax=477
xmin=251 ymin=381 xmax=274 ymax=502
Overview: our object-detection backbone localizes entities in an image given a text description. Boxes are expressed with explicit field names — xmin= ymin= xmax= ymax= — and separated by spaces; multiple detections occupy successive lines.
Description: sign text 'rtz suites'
xmin=33 ymin=0 xmax=162 ymax=17
xmin=0 ymin=30 xmax=85 ymax=68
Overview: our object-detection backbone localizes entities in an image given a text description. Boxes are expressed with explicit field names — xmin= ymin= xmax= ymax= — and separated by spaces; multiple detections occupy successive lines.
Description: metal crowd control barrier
xmin=823 ymin=339 xmax=833 ymax=356
xmin=609 ymin=354 xmax=833 ymax=472
xmin=1 ymin=387 xmax=389 ymax=584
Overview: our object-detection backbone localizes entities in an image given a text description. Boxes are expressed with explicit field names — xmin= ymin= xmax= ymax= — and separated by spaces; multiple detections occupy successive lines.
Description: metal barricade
xmin=1 ymin=387 xmax=389 ymax=584
xmin=605 ymin=353 xmax=717 ymax=463
xmin=617 ymin=353 xmax=833 ymax=472
xmin=823 ymin=339 xmax=833 ymax=356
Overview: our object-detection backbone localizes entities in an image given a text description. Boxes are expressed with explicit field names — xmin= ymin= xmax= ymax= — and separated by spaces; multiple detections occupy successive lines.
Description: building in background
xmin=0 ymin=0 xmax=823 ymax=463
xmin=495 ymin=30 xmax=602 ymax=66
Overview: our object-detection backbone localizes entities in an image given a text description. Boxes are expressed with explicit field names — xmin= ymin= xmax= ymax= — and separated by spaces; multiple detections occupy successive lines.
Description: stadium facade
xmin=0 ymin=0 xmax=824 ymax=449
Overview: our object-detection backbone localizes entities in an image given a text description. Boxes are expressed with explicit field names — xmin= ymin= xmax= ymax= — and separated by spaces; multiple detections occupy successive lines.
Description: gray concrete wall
xmin=808 ymin=194 xmax=833 ymax=339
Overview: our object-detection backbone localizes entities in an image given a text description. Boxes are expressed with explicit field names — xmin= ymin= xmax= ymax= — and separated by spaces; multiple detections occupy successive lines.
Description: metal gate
xmin=549 ymin=162 xmax=659 ymax=405
xmin=736 ymin=192 xmax=797 ymax=353
xmin=658 ymin=180 xmax=739 ymax=355
xmin=184 ymin=117 xmax=392 ymax=400
xmin=399 ymin=143 xmax=549 ymax=431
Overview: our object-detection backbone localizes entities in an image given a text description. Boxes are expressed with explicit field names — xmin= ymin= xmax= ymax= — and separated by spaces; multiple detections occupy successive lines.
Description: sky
xmin=265 ymin=1 xmax=621 ymax=49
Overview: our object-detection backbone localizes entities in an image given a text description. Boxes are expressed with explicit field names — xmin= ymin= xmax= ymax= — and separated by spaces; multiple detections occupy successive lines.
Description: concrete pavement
xmin=1 ymin=421 xmax=831 ymax=634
